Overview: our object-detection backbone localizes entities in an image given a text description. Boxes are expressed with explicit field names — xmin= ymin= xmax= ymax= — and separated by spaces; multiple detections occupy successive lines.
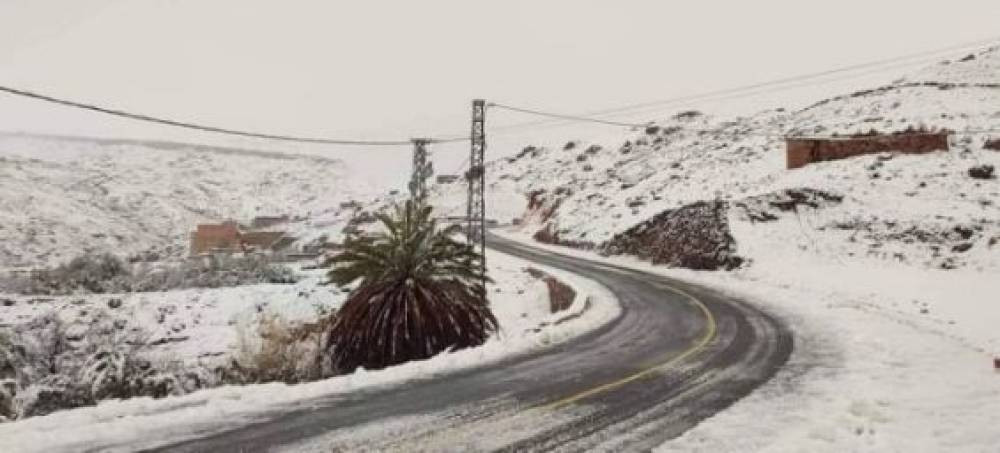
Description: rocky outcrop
xmin=524 ymin=268 xmax=576 ymax=313
xmin=733 ymin=188 xmax=844 ymax=224
xmin=532 ymin=224 xmax=596 ymax=250
xmin=601 ymin=200 xmax=743 ymax=270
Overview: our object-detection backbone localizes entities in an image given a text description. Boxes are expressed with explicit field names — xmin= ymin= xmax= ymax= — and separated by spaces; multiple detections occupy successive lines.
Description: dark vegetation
xmin=325 ymin=200 xmax=497 ymax=372
xmin=4 ymin=253 xmax=298 ymax=295
xmin=968 ymin=164 xmax=995 ymax=180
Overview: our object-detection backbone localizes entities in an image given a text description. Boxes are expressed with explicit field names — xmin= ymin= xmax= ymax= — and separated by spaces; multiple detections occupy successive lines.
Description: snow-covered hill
xmin=436 ymin=46 xmax=1000 ymax=451
xmin=432 ymin=46 xmax=1000 ymax=271
xmin=0 ymin=134 xmax=383 ymax=269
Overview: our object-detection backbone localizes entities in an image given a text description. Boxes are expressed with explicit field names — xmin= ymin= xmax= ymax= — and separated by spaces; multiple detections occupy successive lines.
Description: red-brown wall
xmin=190 ymin=221 xmax=242 ymax=255
xmin=786 ymin=133 xmax=950 ymax=169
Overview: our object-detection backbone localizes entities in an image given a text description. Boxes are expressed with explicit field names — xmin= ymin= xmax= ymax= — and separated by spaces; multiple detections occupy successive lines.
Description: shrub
xmin=0 ymin=310 xmax=185 ymax=420
xmin=968 ymin=165 xmax=996 ymax=180
xmin=7 ymin=254 xmax=299 ymax=295
xmin=231 ymin=313 xmax=334 ymax=384
xmin=130 ymin=255 xmax=299 ymax=292
xmin=17 ymin=253 xmax=131 ymax=295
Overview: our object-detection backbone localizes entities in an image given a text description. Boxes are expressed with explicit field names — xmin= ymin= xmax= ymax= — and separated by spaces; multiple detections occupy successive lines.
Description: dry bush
xmin=232 ymin=313 xmax=335 ymax=384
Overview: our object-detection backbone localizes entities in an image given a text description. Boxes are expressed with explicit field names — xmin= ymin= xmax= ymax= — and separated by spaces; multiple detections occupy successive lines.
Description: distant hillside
xmin=0 ymin=134 xmax=379 ymax=269
xmin=430 ymin=46 xmax=1000 ymax=272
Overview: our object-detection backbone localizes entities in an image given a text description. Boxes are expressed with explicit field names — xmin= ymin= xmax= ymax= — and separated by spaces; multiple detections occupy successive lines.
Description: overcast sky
xmin=1 ymin=0 xmax=999 ymax=182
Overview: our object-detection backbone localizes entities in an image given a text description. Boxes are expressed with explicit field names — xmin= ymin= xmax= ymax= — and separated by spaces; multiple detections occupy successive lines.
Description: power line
xmin=490 ymin=100 xmax=1000 ymax=140
xmin=450 ymin=155 xmax=471 ymax=176
xmin=577 ymin=36 xmax=1000 ymax=118
xmin=0 ymin=84 xmax=448 ymax=146
xmin=3 ymin=34 xmax=997 ymax=147
xmin=489 ymin=103 xmax=645 ymax=128
xmin=487 ymin=36 xmax=1000 ymax=133
xmin=485 ymin=55 xmax=942 ymax=136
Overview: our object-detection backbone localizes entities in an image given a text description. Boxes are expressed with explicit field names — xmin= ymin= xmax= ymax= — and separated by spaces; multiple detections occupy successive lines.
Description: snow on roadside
xmin=0 ymin=249 xmax=621 ymax=453
xmin=0 ymin=267 xmax=343 ymax=369
xmin=492 ymin=229 xmax=1000 ymax=452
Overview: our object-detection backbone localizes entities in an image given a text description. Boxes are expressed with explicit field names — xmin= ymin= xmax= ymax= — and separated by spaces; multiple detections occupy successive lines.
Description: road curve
xmin=150 ymin=234 xmax=792 ymax=452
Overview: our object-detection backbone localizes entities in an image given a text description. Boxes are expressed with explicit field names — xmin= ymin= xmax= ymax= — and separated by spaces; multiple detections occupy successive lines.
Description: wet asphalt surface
xmin=143 ymin=234 xmax=792 ymax=452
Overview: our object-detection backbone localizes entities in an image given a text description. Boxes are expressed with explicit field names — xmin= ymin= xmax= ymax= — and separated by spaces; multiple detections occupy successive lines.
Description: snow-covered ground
xmin=0 ymin=249 xmax=620 ymax=452
xmin=0 ymin=265 xmax=342 ymax=369
xmin=459 ymin=47 xmax=1000 ymax=451
xmin=430 ymin=47 xmax=1000 ymax=249
xmin=0 ymin=133 xmax=385 ymax=270
xmin=1 ymin=40 xmax=998 ymax=452
xmin=494 ymin=228 xmax=1000 ymax=451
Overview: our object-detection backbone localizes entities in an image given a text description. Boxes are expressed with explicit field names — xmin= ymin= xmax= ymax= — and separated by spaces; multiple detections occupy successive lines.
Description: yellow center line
xmin=538 ymin=283 xmax=718 ymax=411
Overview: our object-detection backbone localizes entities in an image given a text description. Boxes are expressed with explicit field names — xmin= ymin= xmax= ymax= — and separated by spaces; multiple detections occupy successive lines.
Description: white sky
xmin=1 ymin=0 xmax=999 ymax=184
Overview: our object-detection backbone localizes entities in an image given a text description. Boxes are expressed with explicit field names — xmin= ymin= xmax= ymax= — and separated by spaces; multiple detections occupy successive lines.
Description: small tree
xmin=326 ymin=200 xmax=497 ymax=372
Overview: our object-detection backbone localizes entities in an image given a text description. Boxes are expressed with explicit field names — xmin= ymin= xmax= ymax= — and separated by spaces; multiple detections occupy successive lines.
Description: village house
xmin=251 ymin=215 xmax=289 ymax=229
xmin=189 ymin=220 xmax=292 ymax=256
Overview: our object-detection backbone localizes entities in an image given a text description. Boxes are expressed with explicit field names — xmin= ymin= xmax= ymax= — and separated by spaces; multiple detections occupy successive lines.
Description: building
xmin=241 ymin=231 xmax=292 ymax=251
xmin=189 ymin=221 xmax=242 ymax=255
xmin=436 ymin=174 xmax=460 ymax=184
xmin=251 ymin=215 xmax=289 ymax=229
xmin=786 ymin=131 xmax=949 ymax=169
xmin=189 ymin=221 xmax=291 ymax=256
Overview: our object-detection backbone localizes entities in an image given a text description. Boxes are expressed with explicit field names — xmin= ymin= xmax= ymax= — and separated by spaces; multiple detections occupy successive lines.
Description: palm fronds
xmin=326 ymin=200 xmax=497 ymax=372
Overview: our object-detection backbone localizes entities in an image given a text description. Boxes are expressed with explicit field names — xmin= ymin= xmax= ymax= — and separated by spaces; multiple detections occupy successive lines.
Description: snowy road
xmin=151 ymin=235 xmax=792 ymax=452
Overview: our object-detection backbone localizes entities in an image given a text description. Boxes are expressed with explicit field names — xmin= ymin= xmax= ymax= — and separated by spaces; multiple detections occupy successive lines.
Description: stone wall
xmin=786 ymin=132 xmax=949 ymax=169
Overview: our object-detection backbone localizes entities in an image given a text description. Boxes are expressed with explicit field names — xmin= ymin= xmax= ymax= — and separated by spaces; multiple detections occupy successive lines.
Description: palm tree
xmin=326 ymin=200 xmax=498 ymax=372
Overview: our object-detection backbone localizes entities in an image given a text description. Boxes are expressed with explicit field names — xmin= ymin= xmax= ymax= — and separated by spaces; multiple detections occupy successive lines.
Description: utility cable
xmin=0 ymin=85 xmax=428 ymax=146
xmin=487 ymin=36 xmax=1000 ymax=133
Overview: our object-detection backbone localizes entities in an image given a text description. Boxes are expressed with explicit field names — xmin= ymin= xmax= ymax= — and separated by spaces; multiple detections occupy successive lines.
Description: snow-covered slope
xmin=0 ymin=134 xmax=381 ymax=269
xmin=433 ymin=46 xmax=1000 ymax=270
xmin=441 ymin=47 xmax=1000 ymax=451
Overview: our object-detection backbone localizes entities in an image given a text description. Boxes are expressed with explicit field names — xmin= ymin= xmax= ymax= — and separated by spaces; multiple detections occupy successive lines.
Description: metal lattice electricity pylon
xmin=467 ymin=100 xmax=487 ymax=269
xmin=409 ymin=138 xmax=432 ymax=202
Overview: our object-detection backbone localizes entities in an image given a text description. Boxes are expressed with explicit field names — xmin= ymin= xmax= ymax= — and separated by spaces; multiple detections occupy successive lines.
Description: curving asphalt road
xmin=149 ymin=234 xmax=792 ymax=452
